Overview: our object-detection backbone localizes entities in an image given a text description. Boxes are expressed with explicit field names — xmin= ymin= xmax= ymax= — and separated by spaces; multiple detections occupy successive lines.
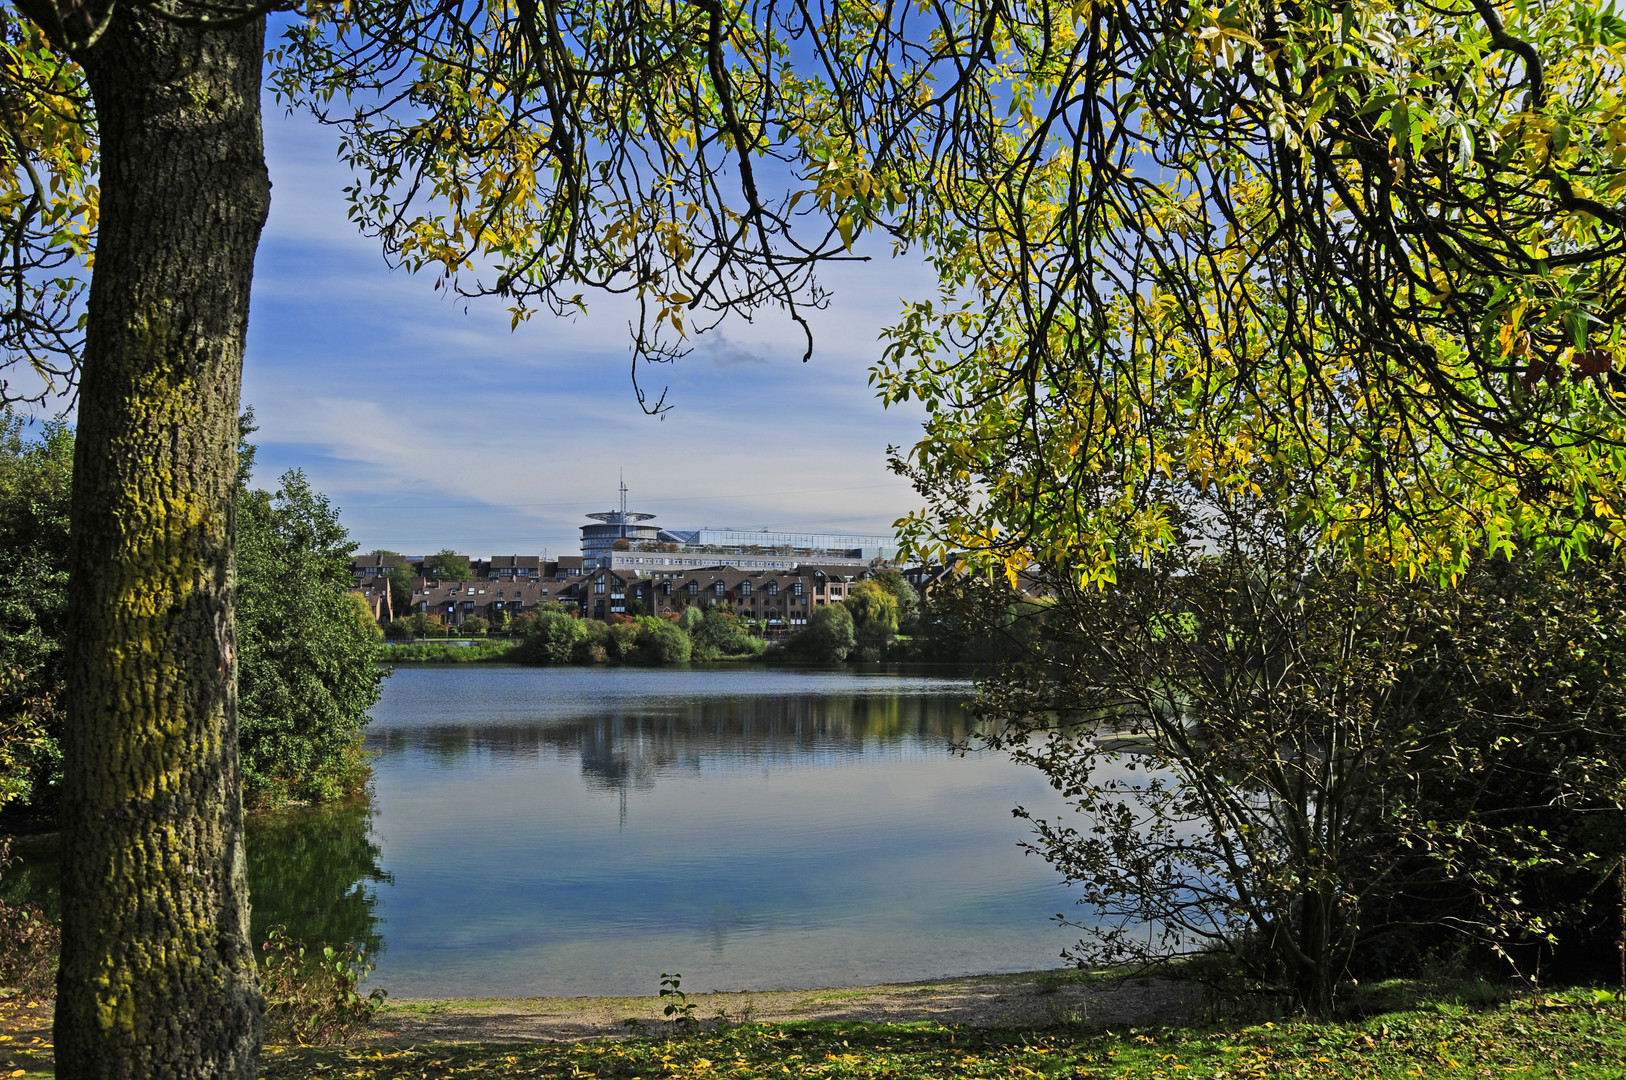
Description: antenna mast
xmin=619 ymin=469 xmax=628 ymax=518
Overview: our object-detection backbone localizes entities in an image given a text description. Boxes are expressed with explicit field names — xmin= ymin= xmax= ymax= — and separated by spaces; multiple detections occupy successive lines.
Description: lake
xmin=12 ymin=665 xmax=1085 ymax=998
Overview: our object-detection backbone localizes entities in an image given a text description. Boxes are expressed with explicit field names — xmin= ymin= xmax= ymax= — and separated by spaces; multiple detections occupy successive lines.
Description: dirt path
xmin=370 ymin=970 xmax=1203 ymax=1044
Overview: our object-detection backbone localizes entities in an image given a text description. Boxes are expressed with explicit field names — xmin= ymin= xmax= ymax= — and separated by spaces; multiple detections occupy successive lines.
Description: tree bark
xmin=52 ymin=7 xmax=270 ymax=1077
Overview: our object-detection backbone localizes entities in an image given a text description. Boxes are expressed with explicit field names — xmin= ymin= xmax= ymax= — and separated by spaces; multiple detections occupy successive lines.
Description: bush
xmin=788 ymin=605 xmax=855 ymax=662
xmin=0 ymin=840 xmax=56 ymax=995
xmin=635 ymin=618 xmax=692 ymax=664
xmin=691 ymin=608 xmax=754 ymax=658
xmin=383 ymin=618 xmax=412 ymax=640
xmin=259 ymin=925 xmax=386 ymax=1046
xmin=520 ymin=609 xmax=584 ymax=664
xmin=605 ymin=620 xmax=640 ymax=659
xmin=459 ymin=616 xmax=489 ymax=636
xmin=571 ymin=620 xmax=611 ymax=663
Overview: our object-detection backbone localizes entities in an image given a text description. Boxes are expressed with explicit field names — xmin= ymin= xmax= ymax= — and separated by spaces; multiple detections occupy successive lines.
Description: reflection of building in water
xmin=373 ymin=693 xmax=976 ymax=800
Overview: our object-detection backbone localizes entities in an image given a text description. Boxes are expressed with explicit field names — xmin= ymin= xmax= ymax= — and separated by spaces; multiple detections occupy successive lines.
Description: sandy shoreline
xmin=0 ymin=970 xmax=1202 ymax=1059
xmin=368 ymin=969 xmax=1203 ymax=1043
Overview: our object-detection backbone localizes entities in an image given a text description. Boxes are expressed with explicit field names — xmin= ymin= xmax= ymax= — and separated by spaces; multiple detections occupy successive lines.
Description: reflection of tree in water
xmin=2 ymin=800 xmax=391 ymax=956
xmin=371 ymin=693 xmax=975 ymax=795
xmin=246 ymin=800 xmax=389 ymax=955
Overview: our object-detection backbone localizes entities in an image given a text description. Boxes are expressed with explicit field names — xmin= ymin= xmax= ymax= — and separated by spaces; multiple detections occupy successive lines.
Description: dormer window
xmin=713 ymin=581 xmax=725 ymax=596
xmin=793 ymin=582 xmax=803 ymax=596
xmin=767 ymin=582 xmax=778 ymax=596
xmin=687 ymin=581 xmax=699 ymax=596
xmin=740 ymin=582 xmax=752 ymax=596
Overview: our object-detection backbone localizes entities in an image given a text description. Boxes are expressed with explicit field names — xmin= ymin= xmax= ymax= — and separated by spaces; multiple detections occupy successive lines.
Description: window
xmin=767 ymin=582 xmax=778 ymax=596
xmin=713 ymin=581 xmax=725 ymax=596
xmin=740 ymin=582 xmax=752 ymax=596
xmin=793 ymin=582 xmax=803 ymax=596
xmin=687 ymin=582 xmax=699 ymax=595
xmin=595 ymin=581 xmax=605 ymax=594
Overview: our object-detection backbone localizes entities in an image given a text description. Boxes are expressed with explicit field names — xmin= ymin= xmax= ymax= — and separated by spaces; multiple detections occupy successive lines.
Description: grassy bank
xmin=254 ymin=986 xmax=1625 ymax=1080
xmin=381 ymin=640 xmax=521 ymax=663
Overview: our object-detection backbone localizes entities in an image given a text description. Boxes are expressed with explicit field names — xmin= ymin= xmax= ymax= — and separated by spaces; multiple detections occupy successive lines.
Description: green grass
xmin=260 ymin=988 xmax=1626 ymax=1079
xmin=381 ymin=640 xmax=520 ymax=663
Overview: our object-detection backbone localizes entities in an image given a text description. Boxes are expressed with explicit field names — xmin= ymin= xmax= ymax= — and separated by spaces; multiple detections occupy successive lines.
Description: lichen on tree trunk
xmin=52 ymin=8 xmax=271 ymax=1078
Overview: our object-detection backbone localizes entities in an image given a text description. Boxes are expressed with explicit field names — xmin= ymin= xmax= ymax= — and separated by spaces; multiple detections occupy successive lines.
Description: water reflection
xmin=246 ymin=802 xmax=390 ymax=954
xmin=2 ymin=667 xmax=1077 ymax=999
xmin=0 ymin=801 xmax=390 ymax=958
xmin=371 ymin=689 xmax=976 ymax=794
xmin=363 ymin=665 xmax=1073 ymax=997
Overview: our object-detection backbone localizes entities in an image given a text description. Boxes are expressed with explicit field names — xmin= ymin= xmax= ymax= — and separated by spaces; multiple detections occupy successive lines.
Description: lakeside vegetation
xmin=378 ymin=569 xmax=996 ymax=668
xmin=263 ymin=986 xmax=1626 ymax=1080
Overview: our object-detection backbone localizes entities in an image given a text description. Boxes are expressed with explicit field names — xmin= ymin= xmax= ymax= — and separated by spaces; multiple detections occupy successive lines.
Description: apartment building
xmin=354 ymin=541 xmax=891 ymax=630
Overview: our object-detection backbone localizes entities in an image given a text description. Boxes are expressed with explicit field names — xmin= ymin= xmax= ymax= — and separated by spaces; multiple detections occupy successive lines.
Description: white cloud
xmin=245 ymin=103 xmax=935 ymax=556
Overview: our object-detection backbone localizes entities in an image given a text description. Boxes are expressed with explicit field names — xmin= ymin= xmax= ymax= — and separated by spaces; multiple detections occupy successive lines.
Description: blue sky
xmin=238 ymin=95 xmax=936 ymax=558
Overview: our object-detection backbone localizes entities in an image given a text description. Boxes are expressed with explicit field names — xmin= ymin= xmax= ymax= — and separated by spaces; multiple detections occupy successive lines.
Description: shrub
xmin=571 ymin=620 xmax=611 ymax=663
xmin=0 ymin=840 xmax=56 ymax=995
xmin=692 ymin=609 xmax=754 ymax=657
xmin=459 ymin=616 xmax=489 ymax=637
xmin=259 ymin=925 xmax=386 ymax=1046
xmin=605 ymin=620 xmax=640 ymax=659
xmin=636 ymin=618 xmax=692 ymax=664
xmin=383 ymin=618 xmax=412 ymax=640
xmin=522 ymin=609 xmax=583 ymax=664
xmin=789 ymin=605 xmax=855 ymax=662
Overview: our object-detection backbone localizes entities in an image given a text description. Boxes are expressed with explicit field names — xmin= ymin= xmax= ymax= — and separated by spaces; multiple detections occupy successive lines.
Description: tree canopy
xmin=236 ymin=463 xmax=386 ymax=806
xmin=866 ymin=1 xmax=1626 ymax=582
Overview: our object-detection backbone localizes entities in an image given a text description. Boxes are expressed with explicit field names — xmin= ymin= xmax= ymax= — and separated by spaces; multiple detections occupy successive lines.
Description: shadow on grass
xmin=261 ymin=985 xmax=1626 ymax=1080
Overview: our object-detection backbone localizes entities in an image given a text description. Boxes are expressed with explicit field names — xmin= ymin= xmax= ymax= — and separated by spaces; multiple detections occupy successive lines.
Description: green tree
xmin=843 ymin=581 xmax=899 ymax=662
xmin=0 ymin=410 xmax=71 ymax=806
xmin=795 ymin=605 xmax=856 ymax=663
xmin=425 ymin=548 xmax=472 ymax=582
xmin=971 ymin=493 xmax=1626 ymax=1015
xmin=869 ymin=569 xmax=920 ymax=635
xmin=521 ymin=609 xmax=585 ymax=665
xmin=690 ymin=608 xmax=755 ymax=660
xmin=635 ymin=618 xmax=691 ymax=665
xmin=235 ymin=466 xmax=386 ymax=807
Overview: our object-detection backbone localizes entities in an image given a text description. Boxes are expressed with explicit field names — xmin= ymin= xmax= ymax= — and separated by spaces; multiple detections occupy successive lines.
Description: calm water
xmin=10 ymin=665 xmax=1084 ymax=997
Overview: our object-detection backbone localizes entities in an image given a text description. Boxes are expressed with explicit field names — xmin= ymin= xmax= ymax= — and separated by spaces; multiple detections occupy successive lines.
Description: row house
xmin=352 ymin=553 xmax=589 ymax=590
xmin=352 ymin=552 xmax=407 ymax=579
xmin=354 ymin=552 xmax=594 ymax=626
xmin=607 ymin=566 xmax=829 ymax=627
xmin=409 ymin=575 xmax=582 ymax=627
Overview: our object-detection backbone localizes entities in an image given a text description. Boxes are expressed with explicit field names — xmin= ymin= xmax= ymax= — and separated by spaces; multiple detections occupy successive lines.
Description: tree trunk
xmin=53 ymin=8 xmax=270 ymax=1077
